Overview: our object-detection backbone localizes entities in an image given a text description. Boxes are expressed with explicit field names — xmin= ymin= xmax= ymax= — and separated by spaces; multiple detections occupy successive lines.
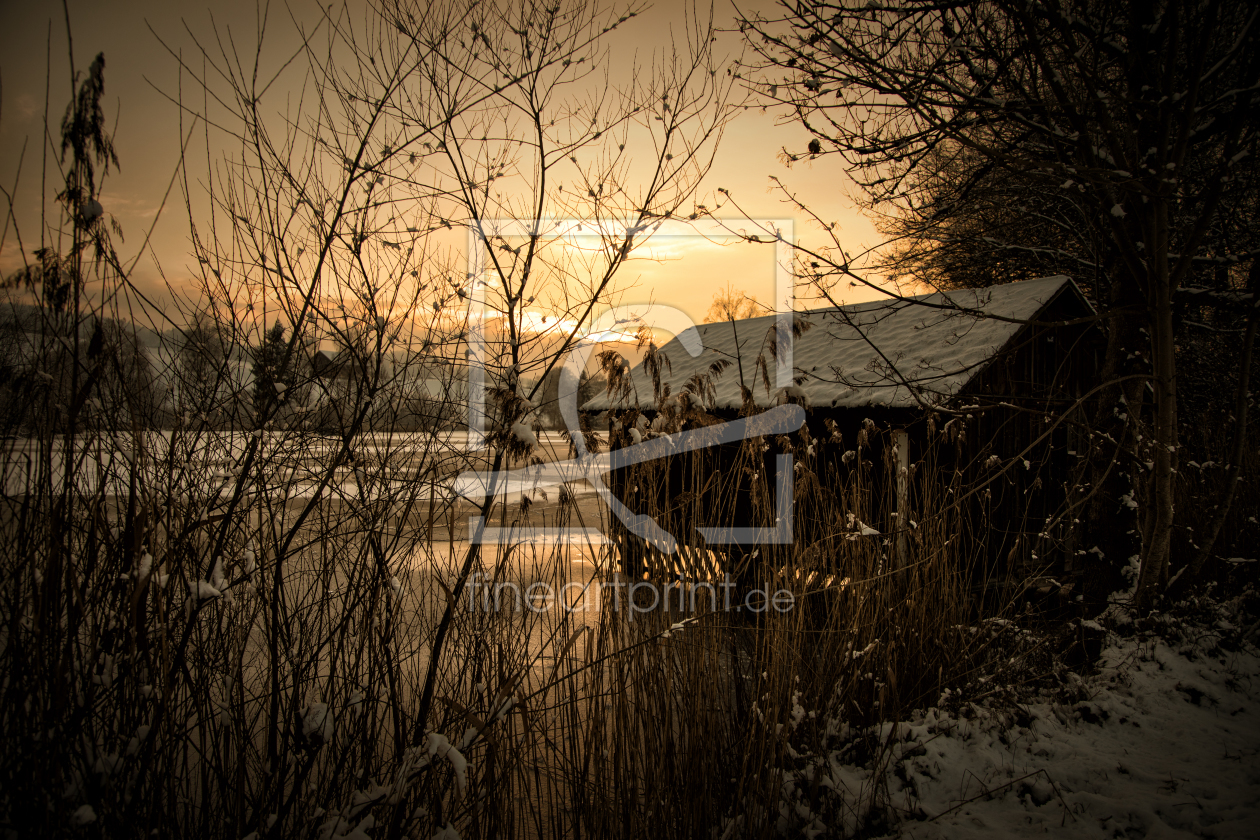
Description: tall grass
xmin=544 ymin=409 xmax=1003 ymax=838
xmin=0 ymin=319 xmax=1047 ymax=839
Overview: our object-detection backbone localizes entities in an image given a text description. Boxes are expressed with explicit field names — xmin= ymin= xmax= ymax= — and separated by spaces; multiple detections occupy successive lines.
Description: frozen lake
xmin=0 ymin=428 xmax=592 ymax=504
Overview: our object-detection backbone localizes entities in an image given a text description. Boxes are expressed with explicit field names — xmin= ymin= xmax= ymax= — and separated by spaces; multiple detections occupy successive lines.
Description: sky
xmin=0 ymin=0 xmax=885 ymax=333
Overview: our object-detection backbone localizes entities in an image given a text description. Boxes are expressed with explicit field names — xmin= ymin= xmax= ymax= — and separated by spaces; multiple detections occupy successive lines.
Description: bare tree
xmin=173 ymin=310 xmax=231 ymax=422
xmin=703 ymin=283 xmax=763 ymax=323
xmin=738 ymin=0 xmax=1260 ymax=609
xmin=133 ymin=0 xmax=735 ymax=834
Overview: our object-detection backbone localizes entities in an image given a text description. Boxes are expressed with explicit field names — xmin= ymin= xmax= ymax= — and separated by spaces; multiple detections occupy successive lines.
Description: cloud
xmin=15 ymin=95 xmax=39 ymax=122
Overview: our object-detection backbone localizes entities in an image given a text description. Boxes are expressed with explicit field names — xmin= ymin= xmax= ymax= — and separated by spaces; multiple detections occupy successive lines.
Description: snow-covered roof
xmin=582 ymin=276 xmax=1090 ymax=412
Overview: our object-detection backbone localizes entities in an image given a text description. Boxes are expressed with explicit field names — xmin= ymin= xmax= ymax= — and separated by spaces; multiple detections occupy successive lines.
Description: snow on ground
xmin=870 ymin=621 xmax=1260 ymax=839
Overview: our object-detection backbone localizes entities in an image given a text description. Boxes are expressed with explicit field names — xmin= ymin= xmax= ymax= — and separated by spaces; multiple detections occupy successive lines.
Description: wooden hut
xmin=581 ymin=275 xmax=1100 ymax=598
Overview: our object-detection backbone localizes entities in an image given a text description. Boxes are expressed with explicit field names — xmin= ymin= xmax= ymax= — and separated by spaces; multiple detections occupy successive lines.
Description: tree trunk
xmin=1134 ymin=244 xmax=1180 ymax=610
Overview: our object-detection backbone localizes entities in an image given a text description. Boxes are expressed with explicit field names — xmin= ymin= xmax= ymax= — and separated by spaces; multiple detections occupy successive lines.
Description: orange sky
xmin=0 ymin=0 xmax=886 ymax=332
